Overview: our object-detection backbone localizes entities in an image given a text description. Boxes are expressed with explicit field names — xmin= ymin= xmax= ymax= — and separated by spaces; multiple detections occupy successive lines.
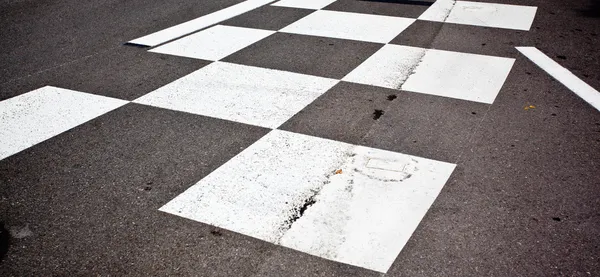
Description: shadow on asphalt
xmin=579 ymin=0 xmax=600 ymax=17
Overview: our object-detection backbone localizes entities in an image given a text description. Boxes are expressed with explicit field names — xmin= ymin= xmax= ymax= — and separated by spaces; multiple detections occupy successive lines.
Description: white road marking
xmin=280 ymin=10 xmax=415 ymax=43
xmin=421 ymin=0 xmax=537 ymax=31
xmin=343 ymin=44 xmax=426 ymax=89
xmin=402 ymin=47 xmax=515 ymax=103
xmin=271 ymin=0 xmax=336 ymax=10
xmin=133 ymin=62 xmax=338 ymax=129
xmin=343 ymin=44 xmax=515 ymax=104
xmin=447 ymin=1 xmax=537 ymax=31
xmin=0 ymin=86 xmax=128 ymax=161
xmin=160 ymin=129 xmax=456 ymax=273
xmin=516 ymin=47 xmax=600 ymax=111
xmin=128 ymin=0 xmax=276 ymax=47
xmin=149 ymin=25 xmax=274 ymax=61
xmin=418 ymin=0 xmax=456 ymax=22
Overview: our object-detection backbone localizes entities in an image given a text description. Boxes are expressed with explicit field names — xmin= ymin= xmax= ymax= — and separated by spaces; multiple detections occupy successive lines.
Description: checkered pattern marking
xmin=0 ymin=0 xmax=538 ymax=274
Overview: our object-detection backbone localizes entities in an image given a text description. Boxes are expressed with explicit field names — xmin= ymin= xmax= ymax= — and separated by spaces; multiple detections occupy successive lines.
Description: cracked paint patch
xmin=160 ymin=130 xmax=455 ymax=273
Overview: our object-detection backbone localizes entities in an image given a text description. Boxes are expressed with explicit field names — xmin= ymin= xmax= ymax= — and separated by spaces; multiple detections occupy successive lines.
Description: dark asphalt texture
xmin=1 ymin=0 xmax=599 ymax=276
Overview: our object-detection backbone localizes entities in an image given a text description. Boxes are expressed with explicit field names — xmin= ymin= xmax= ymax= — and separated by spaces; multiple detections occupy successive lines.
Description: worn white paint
xmin=271 ymin=0 xmax=336 ymax=10
xmin=418 ymin=0 xmax=456 ymax=22
xmin=128 ymin=0 xmax=276 ymax=47
xmin=133 ymin=62 xmax=338 ymax=129
xmin=516 ymin=47 xmax=600 ymax=111
xmin=0 ymin=86 xmax=128 ymax=161
xmin=160 ymin=129 xmax=456 ymax=273
xmin=421 ymin=0 xmax=537 ymax=31
xmin=344 ymin=45 xmax=515 ymax=104
xmin=150 ymin=25 xmax=274 ymax=61
xmin=280 ymin=10 xmax=415 ymax=43
xmin=343 ymin=44 xmax=426 ymax=89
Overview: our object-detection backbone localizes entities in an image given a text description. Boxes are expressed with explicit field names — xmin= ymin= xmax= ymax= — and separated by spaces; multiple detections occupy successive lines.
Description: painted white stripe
xmin=271 ymin=0 xmax=336 ymax=10
xmin=160 ymin=130 xmax=456 ymax=273
xmin=516 ymin=47 xmax=600 ymax=111
xmin=343 ymin=44 xmax=515 ymax=104
xmin=133 ymin=62 xmax=338 ymax=129
xmin=280 ymin=10 xmax=415 ymax=44
xmin=0 ymin=86 xmax=128 ymax=161
xmin=419 ymin=0 xmax=537 ymax=31
xmin=128 ymin=0 xmax=276 ymax=47
xmin=149 ymin=25 xmax=275 ymax=61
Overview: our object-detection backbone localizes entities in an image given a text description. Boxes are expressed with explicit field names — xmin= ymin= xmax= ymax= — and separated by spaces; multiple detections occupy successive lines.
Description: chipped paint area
xmin=280 ymin=145 xmax=454 ymax=272
xmin=160 ymin=130 xmax=455 ymax=273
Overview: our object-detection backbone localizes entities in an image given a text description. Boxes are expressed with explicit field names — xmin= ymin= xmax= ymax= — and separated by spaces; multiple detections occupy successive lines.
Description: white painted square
xmin=0 ymin=86 xmax=128 ymax=161
xmin=280 ymin=10 xmax=415 ymax=43
xmin=421 ymin=0 xmax=537 ymax=31
xmin=402 ymin=47 xmax=515 ymax=103
xmin=160 ymin=129 xmax=456 ymax=273
xmin=133 ymin=62 xmax=338 ymax=129
xmin=149 ymin=25 xmax=275 ymax=61
xmin=418 ymin=0 xmax=455 ymax=22
xmin=343 ymin=44 xmax=426 ymax=90
xmin=272 ymin=0 xmax=336 ymax=10
xmin=343 ymin=45 xmax=515 ymax=104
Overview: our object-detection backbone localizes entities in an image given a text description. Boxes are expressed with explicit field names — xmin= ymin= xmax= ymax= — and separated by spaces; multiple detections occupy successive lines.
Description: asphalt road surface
xmin=1 ymin=0 xmax=599 ymax=276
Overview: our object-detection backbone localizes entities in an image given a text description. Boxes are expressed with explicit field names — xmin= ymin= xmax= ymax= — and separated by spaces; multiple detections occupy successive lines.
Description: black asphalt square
xmin=280 ymin=81 xmax=489 ymax=162
xmin=0 ymin=46 xmax=209 ymax=101
xmin=221 ymin=5 xmax=314 ymax=31
xmin=223 ymin=32 xmax=383 ymax=79
xmin=49 ymin=46 xmax=210 ymax=100
xmin=324 ymin=0 xmax=431 ymax=18
xmin=391 ymin=20 xmax=533 ymax=58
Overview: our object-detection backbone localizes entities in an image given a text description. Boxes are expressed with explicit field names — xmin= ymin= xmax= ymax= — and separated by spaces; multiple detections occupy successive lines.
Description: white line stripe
xmin=128 ymin=0 xmax=276 ymax=47
xmin=160 ymin=130 xmax=456 ymax=273
xmin=0 ymin=86 xmax=128 ymax=161
xmin=516 ymin=47 xmax=600 ymax=111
